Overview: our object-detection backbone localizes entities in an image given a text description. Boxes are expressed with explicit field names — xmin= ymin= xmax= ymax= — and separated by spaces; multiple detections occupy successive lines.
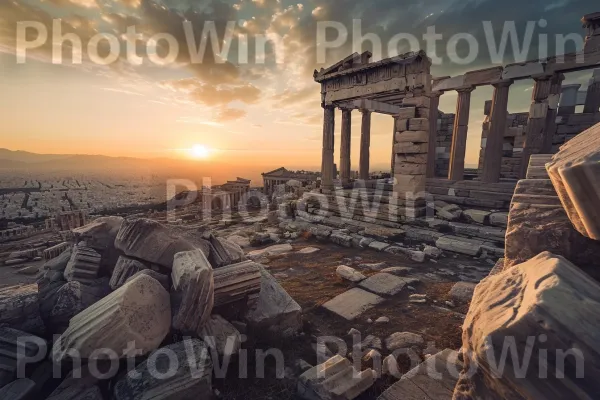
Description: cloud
xmin=163 ymin=78 xmax=261 ymax=105
xmin=216 ymin=107 xmax=247 ymax=121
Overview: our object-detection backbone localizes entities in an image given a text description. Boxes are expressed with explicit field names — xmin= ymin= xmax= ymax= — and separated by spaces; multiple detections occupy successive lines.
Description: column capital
xmin=491 ymin=79 xmax=513 ymax=88
xmin=359 ymin=108 xmax=372 ymax=115
xmin=456 ymin=86 xmax=475 ymax=94
xmin=431 ymin=91 xmax=443 ymax=98
xmin=339 ymin=106 xmax=353 ymax=112
xmin=530 ymin=73 xmax=553 ymax=81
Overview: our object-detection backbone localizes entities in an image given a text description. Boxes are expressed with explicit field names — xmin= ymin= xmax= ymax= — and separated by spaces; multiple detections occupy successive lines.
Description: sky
xmin=0 ymin=0 xmax=598 ymax=174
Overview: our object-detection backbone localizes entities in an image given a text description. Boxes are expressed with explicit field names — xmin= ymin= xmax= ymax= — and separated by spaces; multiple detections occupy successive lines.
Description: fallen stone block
xmin=489 ymin=212 xmax=508 ymax=227
xmin=0 ymin=327 xmax=47 ymax=387
xmin=322 ymin=288 xmax=385 ymax=320
xmin=368 ymin=241 xmax=390 ymax=252
xmin=435 ymin=201 xmax=463 ymax=221
xmin=109 ymin=256 xmax=147 ymax=290
xmin=336 ymin=265 xmax=366 ymax=282
xmin=72 ymin=216 xmax=123 ymax=274
xmin=454 ymin=252 xmax=600 ymax=399
xmin=359 ymin=273 xmax=407 ymax=296
xmin=298 ymin=247 xmax=321 ymax=254
xmin=126 ymin=269 xmax=169 ymax=290
xmin=449 ymin=282 xmax=477 ymax=304
xmin=298 ymin=355 xmax=376 ymax=400
xmin=114 ymin=218 xmax=208 ymax=269
xmin=330 ymin=231 xmax=353 ymax=247
xmin=63 ymin=245 xmax=102 ymax=285
xmin=206 ymin=234 xmax=244 ymax=268
xmin=114 ymin=339 xmax=212 ymax=400
xmin=52 ymin=274 xmax=171 ymax=363
xmin=170 ymin=250 xmax=214 ymax=335
xmin=247 ymin=243 xmax=293 ymax=259
xmin=226 ymin=234 xmax=251 ymax=248
xmin=200 ymin=314 xmax=241 ymax=356
xmin=0 ymin=284 xmax=45 ymax=336
xmin=0 ymin=379 xmax=35 ymax=400
xmin=463 ymin=209 xmax=491 ymax=225
xmin=46 ymin=366 xmax=100 ymax=400
xmin=214 ymin=260 xmax=262 ymax=307
xmin=245 ymin=267 xmax=302 ymax=336
xmin=436 ymin=236 xmax=482 ymax=256
xmin=379 ymin=349 xmax=460 ymax=400
xmin=547 ymin=122 xmax=600 ymax=240
xmin=385 ymin=332 xmax=424 ymax=351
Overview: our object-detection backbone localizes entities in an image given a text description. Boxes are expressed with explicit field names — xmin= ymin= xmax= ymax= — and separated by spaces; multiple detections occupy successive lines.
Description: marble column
xmin=521 ymin=74 xmax=553 ymax=178
xmin=448 ymin=87 xmax=474 ymax=181
xmin=321 ymin=106 xmax=335 ymax=191
xmin=584 ymin=70 xmax=600 ymax=114
xmin=557 ymin=84 xmax=581 ymax=116
xmin=426 ymin=92 xmax=441 ymax=178
xmin=542 ymin=74 xmax=565 ymax=153
xmin=482 ymin=80 xmax=512 ymax=183
xmin=391 ymin=116 xmax=398 ymax=175
xmin=359 ymin=110 xmax=371 ymax=181
xmin=339 ymin=108 xmax=352 ymax=185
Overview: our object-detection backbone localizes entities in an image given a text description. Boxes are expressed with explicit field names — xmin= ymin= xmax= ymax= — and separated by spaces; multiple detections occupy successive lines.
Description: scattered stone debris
xmin=385 ymin=332 xmax=424 ymax=351
xmin=375 ymin=316 xmax=390 ymax=324
xmin=449 ymin=281 xmax=477 ymax=304
xmin=322 ymin=288 xmax=385 ymax=320
xmin=359 ymin=273 xmax=408 ymax=296
xmin=336 ymin=265 xmax=366 ymax=282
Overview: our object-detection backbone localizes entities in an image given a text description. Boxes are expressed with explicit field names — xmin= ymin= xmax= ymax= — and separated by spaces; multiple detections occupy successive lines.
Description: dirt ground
xmin=215 ymin=237 xmax=490 ymax=400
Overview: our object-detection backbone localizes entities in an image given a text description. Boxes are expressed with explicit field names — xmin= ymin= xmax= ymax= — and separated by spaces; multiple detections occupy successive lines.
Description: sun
xmin=190 ymin=144 xmax=210 ymax=159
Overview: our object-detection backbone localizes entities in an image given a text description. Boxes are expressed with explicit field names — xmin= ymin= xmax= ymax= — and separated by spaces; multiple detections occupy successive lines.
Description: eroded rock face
xmin=454 ymin=252 xmax=600 ymax=400
xmin=0 ymin=285 xmax=45 ymax=336
xmin=170 ymin=250 xmax=214 ymax=335
xmin=109 ymin=256 xmax=147 ymax=290
xmin=114 ymin=219 xmax=207 ymax=269
xmin=113 ymin=339 xmax=212 ymax=400
xmin=546 ymin=122 xmax=600 ymax=240
xmin=52 ymin=274 xmax=171 ymax=363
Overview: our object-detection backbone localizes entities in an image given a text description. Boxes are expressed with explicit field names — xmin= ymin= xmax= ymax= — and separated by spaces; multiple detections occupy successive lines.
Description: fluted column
xmin=482 ymin=80 xmax=512 ymax=183
xmin=359 ymin=110 xmax=371 ymax=181
xmin=448 ymin=87 xmax=474 ymax=181
xmin=521 ymin=74 xmax=553 ymax=178
xmin=339 ymin=108 xmax=352 ymax=185
xmin=584 ymin=69 xmax=600 ymax=114
xmin=542 ymin=73 xmax=564 ymax=153
xmin=426 ymin=92 xmax=441 ymax=178
xmin=321 ymin=106 xmax=335 ymax=192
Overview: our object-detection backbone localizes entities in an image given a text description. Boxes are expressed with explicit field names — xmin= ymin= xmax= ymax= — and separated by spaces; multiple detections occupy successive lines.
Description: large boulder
xmin=52 ymin=274 xmax=171 ymax=363
xmin=170 ymin=250 xmax=214 ymax=335
xmin=0 ymin=284 xmax=45 ymax=336
xmin=113 ymin=339 xmax=212 ymax=400
xmin=454 ymin=252 xmax=600 ymax=399
xmin=244 ymin=267 xmax=302 ymax=337
xmin=114 ymin=219 xmax=208 ymax=269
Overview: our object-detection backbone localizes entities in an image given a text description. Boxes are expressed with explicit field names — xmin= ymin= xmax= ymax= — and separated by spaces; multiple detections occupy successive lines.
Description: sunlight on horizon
xmin=189 ymin=144 xmax=211 ymax=159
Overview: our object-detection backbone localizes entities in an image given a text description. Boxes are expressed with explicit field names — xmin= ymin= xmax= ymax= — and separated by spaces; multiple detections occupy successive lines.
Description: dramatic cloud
xmin=216 ymin=107 xmax=247 ymax=121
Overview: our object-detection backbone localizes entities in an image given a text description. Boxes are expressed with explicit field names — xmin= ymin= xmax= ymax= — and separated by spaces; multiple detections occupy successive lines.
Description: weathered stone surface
xmin=547 ymin=122 xmax=600 ymax=240
xmin=46 ymin=366 xmax=100 ymax=400
xmin=63 ymin=245 xmax=101 ymax=285
xmin=0 ymin=284 xmax=45 ymax=335
xmin=454 ymin=252 xmax=600 ymax=400
xmin=170 ymin=250 xmax=214 ymax=335
xmin=380 ymin=349 xmax=460 ymax=400
xmin=200 ymin=314 xmax=241 ymax=356
xmin=336 ymin=265 xmax=366 ymax=282
xmin=359 ymin=273 xmax=407 ymax=296
xmin=505 ymin=202 xmax=600 ymax=280
xmin=207 ymin=234 xmax=244 ymax=268
xmin=42 ymin=248 xmax=71 ymax=272
xmin=449 ymin=282 xmax=477 ymax=304
xmin=330 ymin=231 xmax=353 ymax=247
xmin=489 ymin=212 xmax=508 ymax=227
xmin=381 ymin=267 xmax=412 ymax=276
xmin=214 ymin=260 xmax=262 ymax=307
xmin=322 ymin=288 xmax=385 ymax=320
xmin=0 ymin=327 xmax=47 ymax=387
xmin=50 ymin=279 xmax=111 ymax=333
xmin=245 ymin=267 xmax=302 ymax=336
xmin=463 ymin=209 xmax=491 ymax=225
xmin=298 ymin=247 xmax=321 ymax=254
xmin=126 ymin=269 xmax=169 ymax=290
xmin=52 ymin=274 xmax=171 ymax=362
xmin=435 ymin=201 xmax=463 ymax=221
xmin=114 ymin=218 xmax=207 ymax=269
xmin=368 ymin=241 xmax=390 ymax=252
xmin=226 ymin=234 xmax=251 ymax=248
xmin=114 ymin=339 xmax=212 ymax=400
xmin=72 ymin=216 xmax=123 ymax=274
xmin=385 ymin=332 xmax=424 ymax=351
xmin=436 ymin=236 xmax=482 ymax=256
xmin=424 ymin=245 xmax=443 ymax=259
xmin=0 ymin=379 xmax=36 ymax=400
xmin=109 ymin=256 xmax=147 ymax=290
xmin=298 ymin=355 xmax=376 ymax=400
xmin=247 ymin=243 xmax=293 ymax=259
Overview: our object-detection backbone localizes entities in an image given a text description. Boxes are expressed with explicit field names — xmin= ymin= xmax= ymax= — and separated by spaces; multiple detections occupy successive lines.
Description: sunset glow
xmin=190 ymin=144 xmax=210 ymax=159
